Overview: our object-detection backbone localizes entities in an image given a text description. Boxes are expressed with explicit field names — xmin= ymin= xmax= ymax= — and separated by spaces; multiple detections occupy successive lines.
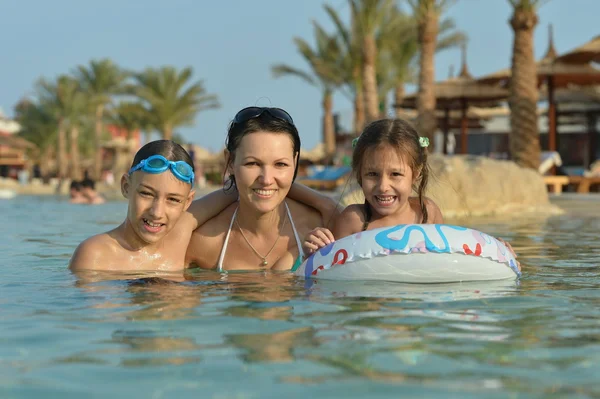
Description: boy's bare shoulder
xmin=69 ymin=232 xmax=119 ymax=271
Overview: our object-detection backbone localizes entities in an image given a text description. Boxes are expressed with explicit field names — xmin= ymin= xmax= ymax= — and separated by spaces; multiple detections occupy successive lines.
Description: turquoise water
xmin=1 ymin=194 xmax=600 ymax=398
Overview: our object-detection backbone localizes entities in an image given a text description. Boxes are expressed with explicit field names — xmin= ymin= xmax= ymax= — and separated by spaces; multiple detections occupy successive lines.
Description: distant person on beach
xmin=69 ymin=139 xmax=334 ymax=273
xmin=69 ymin=181 xmax=88 ymax=204
xmin=185 ymin=106 xmax=340 ymax=271
xmin=80 ymin=178 xmax=106 ymax=204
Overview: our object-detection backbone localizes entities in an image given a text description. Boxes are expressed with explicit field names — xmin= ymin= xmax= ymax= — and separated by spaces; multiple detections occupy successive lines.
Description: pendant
xmin=261 ymin=259 xmax=268 ymax=266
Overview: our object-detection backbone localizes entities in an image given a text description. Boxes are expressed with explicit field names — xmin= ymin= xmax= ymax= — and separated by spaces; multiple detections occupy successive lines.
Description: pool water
xmin=1 ymin=194 xmax=599 ymax=398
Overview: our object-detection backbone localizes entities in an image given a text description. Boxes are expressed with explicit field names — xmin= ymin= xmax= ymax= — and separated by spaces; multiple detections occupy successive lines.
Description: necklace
xmin=235 ymin=209 xmax=288 ymax=267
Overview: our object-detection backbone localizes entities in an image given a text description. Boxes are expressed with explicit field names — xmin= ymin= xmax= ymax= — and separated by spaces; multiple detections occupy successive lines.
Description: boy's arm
xmin=187 ymin=188 xmax=238 ymax=229
xmin=287 ymin=183 xmax=341 ymax=228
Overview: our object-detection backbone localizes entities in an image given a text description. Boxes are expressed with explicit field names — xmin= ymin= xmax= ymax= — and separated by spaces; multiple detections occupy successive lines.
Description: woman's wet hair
xmin=352 ymin=118 xmax=431 ymax=223
xmin=131 ymin=140 xmax=195 ymax=172
xmin=223 ymin=110 xmax=301 ymax=191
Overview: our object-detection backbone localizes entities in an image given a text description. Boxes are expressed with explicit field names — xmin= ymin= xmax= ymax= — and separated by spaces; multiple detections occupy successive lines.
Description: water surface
xmin=1 ymin=194 xmax=599 ymax=398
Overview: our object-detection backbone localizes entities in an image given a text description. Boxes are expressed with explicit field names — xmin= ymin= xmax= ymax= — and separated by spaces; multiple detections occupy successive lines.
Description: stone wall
xmin=340 ymin=154 xmax=563 ymax=218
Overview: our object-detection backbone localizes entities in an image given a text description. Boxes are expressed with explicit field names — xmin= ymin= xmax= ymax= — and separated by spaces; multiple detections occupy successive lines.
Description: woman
xmin=186 ymin=107 xmax=339 ymax=271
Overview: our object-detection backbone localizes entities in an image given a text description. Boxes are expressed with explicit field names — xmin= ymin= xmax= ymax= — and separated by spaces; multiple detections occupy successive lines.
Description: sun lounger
xmin=544 ymin=175 xmax=570 ymax=194
xmin=299 ymin=166 xmax=351 ymax=191
xmin=566 ymin=176 xmax=600 ymax=193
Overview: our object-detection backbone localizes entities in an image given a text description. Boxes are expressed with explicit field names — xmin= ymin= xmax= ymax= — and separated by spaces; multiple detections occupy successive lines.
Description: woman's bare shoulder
xmin=193 ymin=202 xmax=238 ymax=237
xmin=186 ymin=203 xmax=237 ymax=269
xmin=286 ymin=198 xmax=324 ymax=229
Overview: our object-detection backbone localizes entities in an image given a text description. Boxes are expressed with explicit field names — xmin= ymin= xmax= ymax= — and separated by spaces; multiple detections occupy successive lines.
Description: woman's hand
xmin=303 ymin=227 xmax=335 ymax=255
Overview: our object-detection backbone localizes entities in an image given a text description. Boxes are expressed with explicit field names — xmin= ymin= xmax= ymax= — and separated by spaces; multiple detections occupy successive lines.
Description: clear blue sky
xmin=1 ymin=0 xmax=598 ymax=152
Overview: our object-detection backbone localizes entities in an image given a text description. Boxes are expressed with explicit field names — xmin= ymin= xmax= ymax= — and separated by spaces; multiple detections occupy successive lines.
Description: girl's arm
xmin=287 ymin=183 xmax=341 ymax=228
xmin=186 ymin=188 xmax=238 ymax=229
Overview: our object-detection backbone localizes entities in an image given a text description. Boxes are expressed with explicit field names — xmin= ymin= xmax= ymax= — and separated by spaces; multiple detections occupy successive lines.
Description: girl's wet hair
xmin=130 ymin=140 xmax=195 ymax=171
xmin=223 ymin=110 xmax=301 ymax=191
xmin=352 ymin=118 xmax=431 ymax=223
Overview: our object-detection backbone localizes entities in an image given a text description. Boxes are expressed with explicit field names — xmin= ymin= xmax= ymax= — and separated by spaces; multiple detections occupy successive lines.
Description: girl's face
xmin=228 ymin=131 xmax=297 ymax=214
xmin=360 ymin=144 xmax=417 ymax=218
xmin=121 ymin=170 xmax=194 ymax=245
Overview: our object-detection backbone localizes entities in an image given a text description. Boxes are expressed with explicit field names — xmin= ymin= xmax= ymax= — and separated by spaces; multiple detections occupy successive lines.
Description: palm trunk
xmin=40 ymin=146 xmax=52 ymax=182
xmin=57 ymin=121 xmax=67 ymax=179
xmin=362 ymin=34 xmax=379 ymax=123
xmin=94 ymin=105 xmax=104 ymax=180
xmin=394 ymin=84 xmax=405 ymax=118
xmin=416 ymin=6 xmax=439 ymax=141
xmin=163 ymin=125 xmax=172 ymax=140
xmin=70 ymin=126 xmax=82 ymax=181
xmin=144 ymin=131 xmax=152 ymax=145
xmin=353 ymin=70 xmax=365 ymax=134
xmin=509 ymin=5 xmax=540 ymax=170
xmin=322 ymin=90 xmax=336 ymax=158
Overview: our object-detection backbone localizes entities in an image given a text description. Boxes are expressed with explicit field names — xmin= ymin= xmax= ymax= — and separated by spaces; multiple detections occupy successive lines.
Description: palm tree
xmin=350 ymin=0 xmax=395 ymax=124
xmin=408 ymin=0 xmax=455 ymax=141
xmin=14 ymin=99 xmax=57 ymax=179
xmin=272 ymin=23 xmax=345 ymax=158
xmin=107 ymin=102 xmax=150 ymax=177
xmin=34 ymin=77 xmax=69 ymax=181
xmin=507 ymin=0 xmax=544 ymax=169
xmin=324 ymin=4 xmax=365 ymax=133
xmin=130 ymin=66 xmax=219 ymax=140
xmin=74 ymin=59 xmax=128 ymax=180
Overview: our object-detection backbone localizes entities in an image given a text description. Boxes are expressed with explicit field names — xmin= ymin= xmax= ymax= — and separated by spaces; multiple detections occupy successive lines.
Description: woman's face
xmin=229 ymin=131 xmax=297 ymax=214
xmin=122 ymin=170 xmax=194 ymax=245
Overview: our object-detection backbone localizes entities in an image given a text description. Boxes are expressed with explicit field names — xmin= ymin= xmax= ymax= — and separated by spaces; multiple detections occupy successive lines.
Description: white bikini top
xmin=216 ymin=202 xmax=304 ymax=271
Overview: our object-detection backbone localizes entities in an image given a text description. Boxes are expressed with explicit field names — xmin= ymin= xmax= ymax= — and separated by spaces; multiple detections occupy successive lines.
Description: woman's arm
xmin=186 ymin=188 xmax=238 ymax=230
xmin=287 ymin=183 xmax=341 ymax=228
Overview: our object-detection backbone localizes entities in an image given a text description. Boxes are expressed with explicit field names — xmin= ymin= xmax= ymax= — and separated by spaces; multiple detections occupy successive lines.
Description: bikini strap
xmin=217 ymin=206 xmax=238 ymax=272
xmin=285 ymin=201 xmax=305 ymax=259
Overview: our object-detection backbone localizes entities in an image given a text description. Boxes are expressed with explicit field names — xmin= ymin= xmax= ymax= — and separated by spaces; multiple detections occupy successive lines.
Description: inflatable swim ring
xmin=293 ymin=224 xmax=520 ymax=283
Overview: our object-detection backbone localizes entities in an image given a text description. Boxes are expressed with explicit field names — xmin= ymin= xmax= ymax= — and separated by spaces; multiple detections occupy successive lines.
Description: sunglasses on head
xmin=233 ymin=107 xmax=295 ymax=126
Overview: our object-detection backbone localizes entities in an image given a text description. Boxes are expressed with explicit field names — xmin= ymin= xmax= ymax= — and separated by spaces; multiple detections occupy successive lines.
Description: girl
xmin=303 ymin=118 xmax=444 ymax=255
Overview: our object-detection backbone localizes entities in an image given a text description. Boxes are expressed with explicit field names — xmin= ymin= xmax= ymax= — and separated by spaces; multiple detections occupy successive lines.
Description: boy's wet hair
xmin=131 ymin=140 xmax=195 ymax=172
xmin=223 ymin=110 xmax=301 ymax=191
xmin=80 ymin=178 xmax=96 ymax=190
xmin=352 ymin=118 xmax=431 ymax=223
xmin=70 ymin=181 xmax=82 ymax=191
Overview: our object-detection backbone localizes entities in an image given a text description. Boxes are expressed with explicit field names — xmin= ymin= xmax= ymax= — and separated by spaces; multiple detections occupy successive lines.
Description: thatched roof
xmin=557 ymin=35 xmax=600 ymax=65
xmin=0 ymin=134 xmax=36 ymax=150
xmin=398 ymin=45 xmax=509 ymax=110
xmin=478 ymin=28 xmax=600 ymax=88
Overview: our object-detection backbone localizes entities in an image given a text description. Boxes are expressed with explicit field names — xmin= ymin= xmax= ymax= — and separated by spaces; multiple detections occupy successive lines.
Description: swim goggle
xmin=233 ymin=107 xmax=295 ymax=126
xmin=128 ymin=155 xmax=195 ymax=185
